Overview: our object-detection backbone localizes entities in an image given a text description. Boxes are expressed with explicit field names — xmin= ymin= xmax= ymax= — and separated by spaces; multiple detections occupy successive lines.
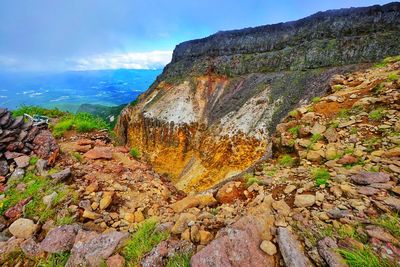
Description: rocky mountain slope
xmin=0 ymin=54 xmax=399 ymax=267
xmin=116 ymin=2 xmax=400 ymax=192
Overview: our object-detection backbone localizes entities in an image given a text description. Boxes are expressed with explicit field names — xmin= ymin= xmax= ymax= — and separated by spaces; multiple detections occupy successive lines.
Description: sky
xmin=0 ymin=0 xmax=395 ymax=71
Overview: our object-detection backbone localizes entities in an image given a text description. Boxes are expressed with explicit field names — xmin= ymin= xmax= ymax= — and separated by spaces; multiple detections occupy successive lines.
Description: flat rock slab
xmin=277 ymin=227 xmax=313 ymax=267
xmin=351 ymin=172 xmax=390 ymax=185
xmin=84 ymin=147 xmax=113 ymax=160
xmin=66 ymin=230 xmax=128 ymax=267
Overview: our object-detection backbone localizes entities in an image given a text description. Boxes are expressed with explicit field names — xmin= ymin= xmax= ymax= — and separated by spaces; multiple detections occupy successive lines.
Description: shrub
xmin=130 ymin=148 xmax=141 ymax=159
xmin=312 ymin=168 xmax=330 ymax=186
xmin=368 ymin=108 xmax=385 ymax=121
xmin=122 ymin=219 xmax=169 ymax=266
xmin=279 ymin=154 xmax=295 ymax=167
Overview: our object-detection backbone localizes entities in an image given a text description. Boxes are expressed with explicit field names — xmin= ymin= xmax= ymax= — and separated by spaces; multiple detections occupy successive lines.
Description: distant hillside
xmin=77 ymin=103 xmax=127 ymax=127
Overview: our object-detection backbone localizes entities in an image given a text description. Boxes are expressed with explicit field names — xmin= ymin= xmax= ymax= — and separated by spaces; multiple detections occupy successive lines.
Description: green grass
xmin=12 ymin=105 xmax=67 ymax=118
xmin=52 ymin=112 xmax=109 ymax=137
xmin=338 ymin=108 xmax=350 ymax=119
xmin=130 ymin=147 xmax=141 ymax=159
xmin=332 ymin=84 xmax=344 ymax=91
xmin=56 ymin=214 xmax=76 ymax=226
xmin=279 ymin=154 xmax=295 ymax=167
xmin=289 ymin=110 xmax=299 ymax=118
xmin=372 ymin=213 xmax=400 ymax=239
xmin=71 ymin=152 xmax=82 ymax=162
xmin=310 ymin=133 xmax=322 ymax=143
xmin=387 ymin=73 xmax=399 ymax=82
xmin=122 ymin=219 xmax=170 ymax=266
xmin=29 ymin=156 xmax=39 ymax=165
xmin=166 ymin=252 xmax=192 ymax=267
xmin=312 ymin=96 xmax=321 ymax=103
xmin=374 ymin=55 xmax=400 ymax=68
xmin=338 ymin=247 xmax=397 ymax=267
xmin=0 ymin=171 xmax=72 ymax=222
xmin=243 ymin=173 xmax=262 ymax=187
xmin=288 ymin=125 xmax=300 ymax=137
xmin=368 ymin=108 xmax=385 ymax=121
xmin=312 ymin=168 xmax=330 ymax=186
xmin=39 ymin=252 xmax=70 ymax=267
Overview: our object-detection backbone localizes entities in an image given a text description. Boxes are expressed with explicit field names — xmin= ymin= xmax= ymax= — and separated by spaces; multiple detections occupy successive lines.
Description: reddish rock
xmin=142 ymin=240 xmax=194 ymax=267
xmin=115 ymin=146 xmax=130 ymax=153
xmin=74 ymin=144 xmax=92 ymax=153
xmin=84 ymin=147 xmax=113 ymax=160
xmin=66 ymin=230 xmax=128 ymax=267
xmin=337 ymin=155 xmax=358 ymax=165
xmin=215 ymin=181 xmax=245 ymax=204
xmin=20 ymin=238 xmax=43 ymax=258
xmin=40 ymin=224 xmax=81 ymax=253
xmin=191 ymin=215 xmax=274 ymax=267
xmin=77 ymin=139 xmax=94 ymax=146
xmin=106 ymin=254 xmax=126 ymax=267
xmin=4 ymin=197 xmax=32 ymax=219
xmin=33 ymin=129 xmax=59 ymax=160
xmin=351 ymin=172 xmax=390 ymax=185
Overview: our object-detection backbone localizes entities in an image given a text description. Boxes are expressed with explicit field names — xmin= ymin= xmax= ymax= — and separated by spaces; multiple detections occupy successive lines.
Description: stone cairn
xmin=0 ymin=108 xmax=58 ymax=179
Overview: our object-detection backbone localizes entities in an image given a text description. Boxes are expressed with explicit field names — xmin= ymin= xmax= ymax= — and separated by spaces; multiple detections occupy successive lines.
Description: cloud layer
xmin=72 ymin=51 xmax=172 ymax=70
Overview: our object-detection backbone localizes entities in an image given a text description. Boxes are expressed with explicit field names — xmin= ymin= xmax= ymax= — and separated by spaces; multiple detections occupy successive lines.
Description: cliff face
xmin=116 ymin=3 xmax=400 ymax=191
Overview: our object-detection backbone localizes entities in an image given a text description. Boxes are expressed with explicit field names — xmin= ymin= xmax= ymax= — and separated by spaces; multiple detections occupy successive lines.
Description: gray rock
xmin=0 ymin=160 xmax=9 ymax=176
xmin=40 ymin=224 xmax=81 ymax=253
xmin=20 ymin=238 xmax=43 ymax=258
xmin=43 ymin=192 xmax=58 ymax=208
xmin=35 ymin=159 xmax=48 ymax=175
xmin=14 ymin=155 xmax=30 ymax=168
xmin=277 ymin=227 xmax=313 ymax=267
xmin=8 ymin=168 xmax=25 ymax=183
xmin=50 ymin=168 xmax=71 ymax=182
xmin=317 ymin=237 xmax=348 ymax=267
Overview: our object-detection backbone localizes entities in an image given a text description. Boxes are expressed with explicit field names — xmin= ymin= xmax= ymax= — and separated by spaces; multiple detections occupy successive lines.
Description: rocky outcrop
xmin=116 ymin=3 xmax=400 ymax=191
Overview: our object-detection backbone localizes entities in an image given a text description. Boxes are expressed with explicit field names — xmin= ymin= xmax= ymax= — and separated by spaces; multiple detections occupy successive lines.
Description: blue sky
xmin=0 ymin=0 xmax=395 ymax=71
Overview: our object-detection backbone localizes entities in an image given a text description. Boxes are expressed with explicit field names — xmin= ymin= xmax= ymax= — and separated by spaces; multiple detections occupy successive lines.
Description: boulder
xmin=66 ymin=230 xmax=128 ymax=267
xmin=9 ymin=218 xmax=37 ymax=239
xmin=337 ymin=155 xmax=358 ymax=165
xmin=14 ymin=155 xmax=30 ymax=168
xmin=40 ymin=224 xmax=81 ymax=253
xmin=171 ymin=193 xmax=217 ymax=213
xmin=294 ymin=194 xmax=315 ymax=208
xmin=171 ymin=213 xmax=196 ymax=234
xmin=260 ymin=240 xmax=277 ymax=256
xmin=20 ymin=238 xmax=43 ymax=258
xmin=99 ymin=192 xmax=113 ymax=210
xmin=50 ymin=168 xmax=71 ymax=182
xmin=33 ymin=129 xmax=59 ymax=160
xmin=215 ymin=181 xmax=245 ymax=204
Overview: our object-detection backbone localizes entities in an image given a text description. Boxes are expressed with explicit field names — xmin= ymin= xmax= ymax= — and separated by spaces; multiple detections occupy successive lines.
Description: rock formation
xmin=116 ymin=2 xmax=400 ymax=191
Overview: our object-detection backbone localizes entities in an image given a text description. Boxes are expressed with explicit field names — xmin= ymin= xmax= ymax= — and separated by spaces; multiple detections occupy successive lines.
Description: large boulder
xmin=351 ymin=172 xmax=390 ymax=185
xmin=277 ymin=227 xmax=313 ymax=267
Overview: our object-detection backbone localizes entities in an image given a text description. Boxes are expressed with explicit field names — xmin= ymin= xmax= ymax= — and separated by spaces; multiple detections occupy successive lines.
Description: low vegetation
xmin=387 ymin=73 xmax=399 ymax=81
xmin=278 ymin=154 xmax=295 ymax=167
xmin=39 ymin=252 xmax=70 ymax=267
xmin=122 ymin=219 xmax=169 ymax=266
xmin=288 ymin=125 xmax=300 ymax=137
xmin=312 ymin=96 xmax=321 ymax=103
xmin=312 ymin=167 xmax=330 ymax=186
xmin=52 ymin=112 xmax=109 ymax=137
xmin=243 ymin=173 xmax=262 ymax=187
xmin=129 ymin=147 xmax=141 ymax=159
xmin=338 ymin=247 xmax=397 ymax=267
xmin=368 ymin=108 xmax=385 ymax=121
xmin=12 ymin=105 xmax=67 ymax=118
xmin=166 ymin=252 xmax=192 ymax=267
xmin=372 ymin=213 xmax=400 ymax=239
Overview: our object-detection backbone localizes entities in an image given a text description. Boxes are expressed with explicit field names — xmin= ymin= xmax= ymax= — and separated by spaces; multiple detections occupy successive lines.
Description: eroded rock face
xmin=116 ymin=3 xmax=400 ymax=191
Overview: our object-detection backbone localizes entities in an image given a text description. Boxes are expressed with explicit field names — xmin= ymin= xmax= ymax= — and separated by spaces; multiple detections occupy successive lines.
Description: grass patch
xmin=129 ymin=147 xmax=141 ymax=159
xmin=243 ymin=173 xmax=262 ymax=187
xmin=39 ymin=252 xmax=70 ymax=267
xmin=387 ymin=73 xmax=399 ymax=82
xmin=12 ymin=105 xmax=67 ymax=118
xmin=368 ymin=108 xmax=385 ymax=121
xmin=288 ymin=125 xmax=300 ymax=137
xmin=338 ymin=247 xmax=397 ymax=267
xmin=312 ymin=168 xmax=330 ymax=186
xmin=29 ymin=156 xmax=39 ymax=165
xmin=373 ymin=213 xmax=400 ymax=239
xmin=122 ymin=219 xmax=169 ymax=266
xmin=166 ymin=252 xmax=192 ymax=267
xmin=289 ymin=110 xmax=299 ymax=118
xmin=332 ymin=84 xmax=344 ymax=91
xmin=52 ymin=112 xmax=109 ymax=137
xmin=71 ymin=152 xmax=82 ymax=162
xmin=56 ymin=214 xmax=76 ymax=226
xmin=310 ymin=133 xmax=322 ymax=143
xmin=279 ymin=154 xmax=295 ymax=167
xmin=338 ymin=108 xmax=350 ymax=119
xmin=312 ymin=96 xmax=321 ymax=103
xmin=374 ymin=55 xmax=400 ymax=68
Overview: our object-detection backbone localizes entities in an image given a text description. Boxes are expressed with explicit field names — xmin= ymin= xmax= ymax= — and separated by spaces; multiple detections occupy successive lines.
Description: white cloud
xmin=72 ymin=50 xmax=173 ymax=70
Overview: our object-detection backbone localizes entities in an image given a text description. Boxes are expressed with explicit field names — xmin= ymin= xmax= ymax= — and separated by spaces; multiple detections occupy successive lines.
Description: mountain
xmin=115 ymin=3 xmax=400 ymax=191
